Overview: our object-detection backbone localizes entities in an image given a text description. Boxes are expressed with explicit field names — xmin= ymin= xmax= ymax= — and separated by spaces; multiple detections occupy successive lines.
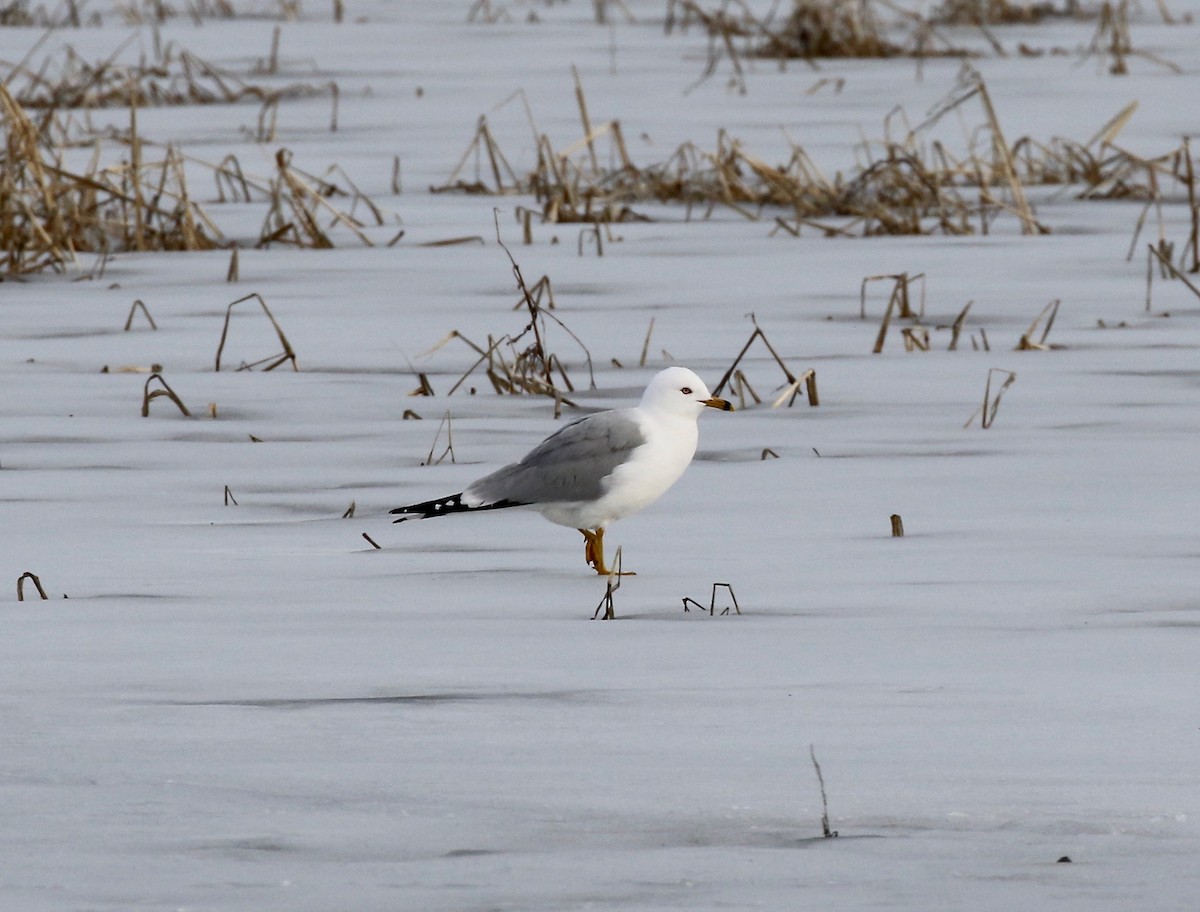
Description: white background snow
xmin=2 ymin=1 xmax=1198 ymax=909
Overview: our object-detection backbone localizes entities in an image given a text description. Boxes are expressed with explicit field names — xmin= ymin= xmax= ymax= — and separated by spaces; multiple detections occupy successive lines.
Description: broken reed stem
xmin=494 ymin=209 xmax=553 ymax=388
xmin=948 ymin=300 xmax=973 ymax=351
xmin=1016 ymin=299 xmax=1061 ymax=350
xmin=123 ymin=299 xmax=157 ymax=330
xmin=423 ymin=412 xmax=456 ymax=465
xmin=593 ymin=546 xmax=624 ymax=620
xmin=681 ymin=582 xmax=741 ymax=616
xmin=214 ymin=292 xmax=298 ymax=372
xmin=141 ymin=373 xmax=190 ymax=417
xmin=572 ymin=65 xmax=599 ymax=175
xmin=17 ymin=571 xmax=49 ymax=601
xmin=974 ymin=74 xmax=1045 ymax=237
xmin=639 ymin=317 xmax=655 ymax=367
xmin=872 ymin=293 xmax=895 ymax=354
xmin=890 ymin=514 xmax=905 ymax=537
xmin=129 ymin=75 xmax=146 ymax=252
xmin=1184 ymin=136 xmax=1199 ymax=273
xmin=965 ymin=368 xmax=1017 ymax=429
xmin=810 ymin=745 xmax=838 ymax=839
xmin=714 ymin=318 xmax=796 ymax=396
xmin=1147 ymin=242 xmax=1200 ymax=307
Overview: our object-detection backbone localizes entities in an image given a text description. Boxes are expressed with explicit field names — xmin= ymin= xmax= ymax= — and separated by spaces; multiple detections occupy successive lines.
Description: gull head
xmin=640 ymin=366 xmax=734 ymax=418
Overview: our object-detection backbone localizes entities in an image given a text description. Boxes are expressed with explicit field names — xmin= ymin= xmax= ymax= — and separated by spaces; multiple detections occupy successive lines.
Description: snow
xmin=2 ymin=2 xmax=1199 ymax=910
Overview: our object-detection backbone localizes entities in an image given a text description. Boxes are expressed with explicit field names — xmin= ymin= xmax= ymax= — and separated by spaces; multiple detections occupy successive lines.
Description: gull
xmin=390 ymin=366 xmax=733 ymax=574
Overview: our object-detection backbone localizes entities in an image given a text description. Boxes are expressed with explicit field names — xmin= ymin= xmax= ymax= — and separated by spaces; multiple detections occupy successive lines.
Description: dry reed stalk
xmin=224 ymin=485 xmax=237 ymax=505
xmin=214 ymin=292 xmax=297 ymax=372
xmin=417 ymin=236 xmax=485 ymax=247
xmin=965 ymin=368 xmax=1016 ymax=428
xmin=17 ymin=571 xmax=49 ymax=601
xmin=422 ymin=412 xmax=456 ymax=466
xmin=929 ymin=65 xmax=1047 ymax=235
xmin=141 ymin=372 xmax=190 ymax=417
xmin=1016 ymin=299 xmax=1061 ymax=350
xmin=809 ymin=745 xmax=838 ymax=839
xmin=1183 ymin=136 xmax=1199 ymax=273
xmin=681 ymin=582 xmax=740 ymax=616
xmin=771 ymin=369 xmax=819 ymax=408
xmin=510 ymin=275 xmax=557 ymax=311
xmin=947 ymin=300 xmax=973 ymax=350
xmin=729 ymin=370 xmax=761 ymax=409
xmin=1146 ymin=243 xmax=1200 ymax=309
xmin=639 ymin=317 xmax=655 ymax=367
xmin=123 ymin=299 xmax=157 ymax=330
xmin=901 ymin=327 xmax=930 ymax=351
xmin=498 ymin=213 xmax=552 ymax=388
xmin=592 ymin=546 xmax=624 ymax=620
xmin=865 ymin=273 xmax=926 ymax=353
xmin=1082 ymin=0 xmax=1180 ymax=75
xmin=466 ymin=0 xmax=511 ymax=24
xmin=410 ymin=373 xmax=435 ymax=397
xmin=861 ymin=272 xmax=925 ymax=319
xmin=435 ymin=117 xmax=522 ymax=195
xmin=714 ymin=317 xmax=817 ymax=407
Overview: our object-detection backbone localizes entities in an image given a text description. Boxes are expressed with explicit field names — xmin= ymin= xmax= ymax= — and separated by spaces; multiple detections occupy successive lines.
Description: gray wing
xmin=465 ymin=409 xmax=646 ymax=506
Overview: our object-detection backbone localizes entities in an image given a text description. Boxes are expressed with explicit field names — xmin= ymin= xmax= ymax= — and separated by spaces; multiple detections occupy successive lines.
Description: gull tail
xmin=389 ymin=493 xmax=525 ymax=523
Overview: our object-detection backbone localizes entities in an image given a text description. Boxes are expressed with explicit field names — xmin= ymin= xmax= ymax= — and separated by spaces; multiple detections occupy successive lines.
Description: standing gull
xmin=390 ymin=366 xmax=733 ymax=574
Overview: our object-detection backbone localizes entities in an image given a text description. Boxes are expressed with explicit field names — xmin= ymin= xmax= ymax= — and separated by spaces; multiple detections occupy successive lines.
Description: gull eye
xmin=680 ymin=386 xmax=693 ymax=395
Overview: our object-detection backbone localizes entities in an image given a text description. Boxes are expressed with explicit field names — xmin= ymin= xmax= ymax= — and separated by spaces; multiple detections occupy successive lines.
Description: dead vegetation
xmin=435 ymin=59 xmax=1196 ymax=245
xmin=1 ymin=35 xmax=381 ymax=276
xmin=965 ymin=368 xmax=1017 ymax=428
xmin=0 ymin=1 xmax=316 ymax=27
xmin=681 ymin=581 xmax=741 ymax=615
xmin=214 ymin=292 xmax=298 ymax=371
xmin=930 ymin=0 xmax=1086 ymax=26
xmin=666 ymin=0 xmax=975 ymax=77
xmin=6 ymin=39 xmax=335 ymax=115
xmin=666 ymin=0 xmax=1183 ymax=94
xmin=712 ymin=315 xmax=818 ymax=408
xmin=414 ymin=215 xmax=595 ymax=411
xmin=1 ymin=81 xmax=220 ymax=275
xmin=141 ymin=372 xmax=191 ymax=417
xmin=16 ymin=571 xmax=50 ymax=601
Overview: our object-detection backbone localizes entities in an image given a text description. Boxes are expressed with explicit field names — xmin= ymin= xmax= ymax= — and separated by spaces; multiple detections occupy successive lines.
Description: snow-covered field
xmin=2 ymin=2 xmax=1198 ymax=909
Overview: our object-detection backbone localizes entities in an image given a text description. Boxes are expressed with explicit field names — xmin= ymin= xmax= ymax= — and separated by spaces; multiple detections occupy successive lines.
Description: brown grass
xmin=1 ymin=82 xmax=220 ymax=276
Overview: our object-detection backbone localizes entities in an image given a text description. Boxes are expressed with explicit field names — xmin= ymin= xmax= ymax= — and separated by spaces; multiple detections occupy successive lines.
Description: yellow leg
xmin=578 ymin=528 xmax=634 ymax=576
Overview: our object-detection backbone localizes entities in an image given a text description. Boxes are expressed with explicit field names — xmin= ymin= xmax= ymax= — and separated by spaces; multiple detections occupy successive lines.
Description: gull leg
xmin=579 ymin=528 xmax=604 ymax=573
xmin=578 ymin=527 xmax=634 ymax=576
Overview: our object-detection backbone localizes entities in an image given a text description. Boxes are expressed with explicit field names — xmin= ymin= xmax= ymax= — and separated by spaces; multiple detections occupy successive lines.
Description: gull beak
xmin=703 ymin=396 xmax=734 ymax=412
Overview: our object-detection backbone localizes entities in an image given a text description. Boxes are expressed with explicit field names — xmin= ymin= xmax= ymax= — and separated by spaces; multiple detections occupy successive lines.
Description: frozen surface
xmin=2 ymin=2 xmax=1198 ymax=910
